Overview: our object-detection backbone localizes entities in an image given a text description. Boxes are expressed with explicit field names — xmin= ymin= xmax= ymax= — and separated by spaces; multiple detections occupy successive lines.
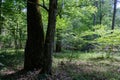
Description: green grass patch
xmin=53 ymin=51 xmax=106 ymax=60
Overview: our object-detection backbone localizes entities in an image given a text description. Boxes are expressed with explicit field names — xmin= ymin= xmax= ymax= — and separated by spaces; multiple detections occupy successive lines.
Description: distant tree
xmin=93 ymin=0 xmax=98 ymax=25
xmin=112 ymin=0 xmax=117 ymax=30
xmin=56 ymin=29 xmax=62 ymax=52
xmin=0 ymin=0 xmax=3 ymax=49
xmin=93 ymin=0 xmax=105 ymax=25
xmin=99 ymin=0 xmax=104 ymax=25
xmin=0 ymin=0 xmax=2 ymax=34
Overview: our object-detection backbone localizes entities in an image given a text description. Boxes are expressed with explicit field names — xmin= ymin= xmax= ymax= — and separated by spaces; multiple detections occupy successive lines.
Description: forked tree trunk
xmin=24 ymin=0 xmax=44 ymax=70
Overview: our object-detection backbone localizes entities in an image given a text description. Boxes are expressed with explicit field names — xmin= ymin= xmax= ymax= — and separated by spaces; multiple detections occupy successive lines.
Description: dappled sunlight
xmin=1 ymin=51 xmax=120 ymax=80
xmin=0 ymin=0 xmax=120 ymax=79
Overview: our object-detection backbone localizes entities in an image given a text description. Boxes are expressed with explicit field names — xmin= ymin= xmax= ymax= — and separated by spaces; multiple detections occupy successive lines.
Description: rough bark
xmin=43 ymin=0 xmax=57 ymax=74
xmin=24 ymin=0 xmax=44 ymax=70
xmin=112 ymin=0 xmax=117 ymax=30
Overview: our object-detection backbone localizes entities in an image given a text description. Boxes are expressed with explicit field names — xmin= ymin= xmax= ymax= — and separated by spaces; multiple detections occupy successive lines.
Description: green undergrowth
xmin=53 ymin=51 xmax=107 ymax=60
xmin=53 ymin=51 xmax=120 ymax=80
xmin=0 ymin=50 xmax=120 ymax=80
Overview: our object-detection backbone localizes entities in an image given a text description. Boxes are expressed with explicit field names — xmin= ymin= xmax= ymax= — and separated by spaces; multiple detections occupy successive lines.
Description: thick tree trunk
xmin=24 ymin=0 xmax=44 ymax=70
xmin=43 ymin=0 xmax=57 ymax=74
xmin=112 ymin=0 xmax=117 ymax=30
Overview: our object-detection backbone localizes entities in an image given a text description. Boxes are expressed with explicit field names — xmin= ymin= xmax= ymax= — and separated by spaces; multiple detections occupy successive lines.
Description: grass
xmin=0 ymin=50 xmax=120 ymax=80
xmin=53 ymin=51 xmax=120 ymax=80
xmin=53 ymin=51 xmax=106 ymax=60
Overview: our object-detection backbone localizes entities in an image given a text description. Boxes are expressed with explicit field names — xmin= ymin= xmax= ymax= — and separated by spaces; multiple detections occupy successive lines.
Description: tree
xmin=24 ymin=0 xmax=58 ymax=74
xmin=0 ymin=0 xmax=2 ymax=49
xmin=24 ymin=0 xmax=44 ymax=70
xmin=56 ymin=29 xmax=62 ymax=52
xmin=43 ymin=0 xmax=58 ymax=74
xmin=93 ymin=0 xmax=98 ymax=25
xmin=0 ymin=0 xmax=2 ymax=34
xmin=112 ymin=0 xmax=117 ymax=30
xmin=93 ymin=0 xmax=105 ymax=25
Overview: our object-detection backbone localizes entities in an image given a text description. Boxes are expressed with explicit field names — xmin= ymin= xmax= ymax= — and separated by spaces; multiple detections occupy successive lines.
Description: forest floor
xmin=0 ymin=50 xmax=120 ymax=80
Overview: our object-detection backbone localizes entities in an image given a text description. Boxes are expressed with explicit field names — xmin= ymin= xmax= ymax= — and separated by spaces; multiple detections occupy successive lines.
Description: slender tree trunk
xmin=93 ymin=14 xmax=96 ymax=25
xmin=56 ymin=29 xmax=62 ymax=52
xmin=18 ymin=5 xmax=22 ymax=49
xmin=0 ymin=0 xmax=2 ymax=34
xmin=0 ymin=0 xmax=2 ymax=49
xmin=93 ymin=1 xmax=98 ymax=25
xmin=43 ymin=0 xmax=58 ymax=74
xmin=13 ymin=28 xmax=18 ymax=52
xmin=18 ymin=28 xmax=22 ymax=48
xmin=99 ymin=0 xmax=102 ymax=25
xmin=112 ymin=0 xmax=117 ymax=30
xmin=24 ymin=0 xmax=44 ymax=70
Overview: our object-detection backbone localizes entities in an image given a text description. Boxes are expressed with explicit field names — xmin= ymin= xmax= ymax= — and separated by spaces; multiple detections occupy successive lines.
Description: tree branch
xmin=27 ymin=1 xmax=49 ymax=12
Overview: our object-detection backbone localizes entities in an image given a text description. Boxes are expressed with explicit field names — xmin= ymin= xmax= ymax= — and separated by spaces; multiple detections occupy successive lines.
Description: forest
xmin=0 ymin=0 xmax=120 ymax=80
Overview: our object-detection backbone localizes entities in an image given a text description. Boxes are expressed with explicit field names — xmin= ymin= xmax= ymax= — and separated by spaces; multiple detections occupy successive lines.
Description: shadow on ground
xmin=0 ymin=51 xmax=24 ymax=78
xmin=0 ymin=51 xmax=120 ymax=80
xmin=55 ymin=60 xmax=120 ymax=80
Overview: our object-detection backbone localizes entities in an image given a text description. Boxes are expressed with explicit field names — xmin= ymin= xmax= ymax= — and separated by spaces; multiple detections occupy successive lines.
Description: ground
xmin=0 ymin=50 xmax=120 ymax=80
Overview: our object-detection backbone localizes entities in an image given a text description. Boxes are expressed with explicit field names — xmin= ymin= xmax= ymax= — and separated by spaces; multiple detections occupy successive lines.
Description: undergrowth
xmin=0 ymin=50 xmax=120 ymax=80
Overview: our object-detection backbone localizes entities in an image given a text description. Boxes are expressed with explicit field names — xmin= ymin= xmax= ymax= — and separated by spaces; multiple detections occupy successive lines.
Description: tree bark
xmin=24 ymin=0 xmax=44 ymax=70
xmin=112 ymin=0 xmax=117 ymax=30
xmin=43 ymin=0 xmax=58 ymax=74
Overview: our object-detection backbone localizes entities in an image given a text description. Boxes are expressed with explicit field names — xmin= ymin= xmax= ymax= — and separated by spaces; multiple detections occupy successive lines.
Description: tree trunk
xmin=56 ymin=29 xmax=62 ymax=52
xmin=99 ymin=0 xmax=102 ymax=25
xmin=43 ymin=0 xmax=58 ymax=74
xmin=112 ymin=0 xmax=117 ymax=30
xmin=24 ymin=0 xmax=44 ymax=70
xmin=93 ymin=14 xmax=96 ymax=25
xmin=18 ymin=28 xmax=22 ymax=48
xmin=93 ymin=1 xmax=98 ymax=25
xmin=0 ymin=0 xmax=2 ymax=49
xmin=0 ymin=0 xmax=2 ymax=34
